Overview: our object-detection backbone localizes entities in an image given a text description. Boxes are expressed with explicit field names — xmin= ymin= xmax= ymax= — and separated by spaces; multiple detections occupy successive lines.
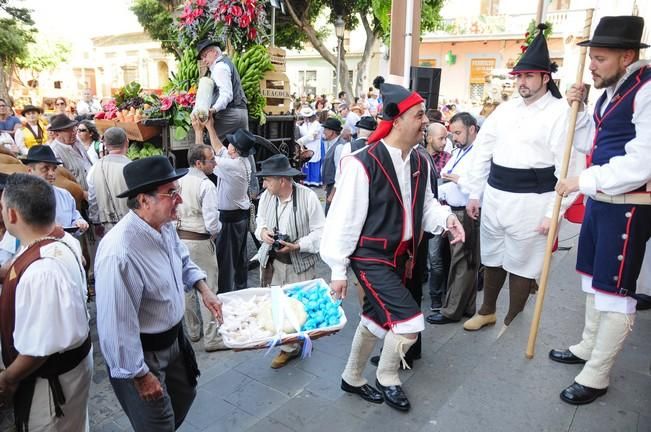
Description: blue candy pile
xmin=286 ymin=286 xmax=342 ymax=331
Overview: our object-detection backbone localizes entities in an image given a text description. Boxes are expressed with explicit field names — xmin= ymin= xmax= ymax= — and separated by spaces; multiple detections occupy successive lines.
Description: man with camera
xmin=254 ymin=154 xmax=325 ymax=368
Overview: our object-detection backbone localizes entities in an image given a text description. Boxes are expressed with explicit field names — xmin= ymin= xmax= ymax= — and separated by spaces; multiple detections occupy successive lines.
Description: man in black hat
xmin=321 ymin=82 xmax=464 ymax=412
xmin=197 ymin=39 xmax=248 ymax=141
xmin=319 ymin=117 xmax=344 ymax=214
xmin=462 ymin=24 xmax=582 ymax=333
xmin=195 ymin=115 xmax=256 ymax=292
xmin=48 ymin=114 xmax=93 ymax=190
xmin=94 ymin=156 xmax=223 ymax=431
xmin=552 ymin=15 xmax=651 ymax=405
xmin=254 ymin=154 xmax=326 ymax=368
xmin=23 ymin=145 xmax=89 ymax=234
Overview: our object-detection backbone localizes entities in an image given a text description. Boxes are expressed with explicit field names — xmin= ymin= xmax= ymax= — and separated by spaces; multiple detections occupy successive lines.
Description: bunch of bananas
xmin=232 ymin=45 xmax=273 ymax=123
xmin=168 ymin=48 xmax=200 ymax=92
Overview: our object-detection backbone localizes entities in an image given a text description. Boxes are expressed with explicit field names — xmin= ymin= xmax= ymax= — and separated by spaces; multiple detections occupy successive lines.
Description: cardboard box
xmin=94 ymin=119 xmax=161 ymax=142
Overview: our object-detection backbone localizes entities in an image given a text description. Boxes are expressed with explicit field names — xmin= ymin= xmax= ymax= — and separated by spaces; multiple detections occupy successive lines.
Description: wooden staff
xmin=525 ymin=8 xmax=594 ymax=359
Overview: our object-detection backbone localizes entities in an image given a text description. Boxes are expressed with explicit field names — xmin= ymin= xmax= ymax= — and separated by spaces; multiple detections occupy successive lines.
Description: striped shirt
xmin=94 ymin=211 xmax=206 ymax=379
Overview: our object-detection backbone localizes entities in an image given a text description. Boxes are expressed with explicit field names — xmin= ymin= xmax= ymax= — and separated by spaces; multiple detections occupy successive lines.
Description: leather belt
xmin=593 ymin=192 xmax=651 ymax=205
xmin=177 ymin=229 xmax=211 ymax=240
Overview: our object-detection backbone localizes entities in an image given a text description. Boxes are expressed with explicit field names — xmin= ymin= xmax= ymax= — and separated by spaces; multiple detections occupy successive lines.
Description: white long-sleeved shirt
xmin=321 ymin=141 xmax=451 ymax=280
xmin=438 ymin=144 xmax=476 ymax=207
xmin=95 ymin=211 xmax=206 ymax=379
xmin=213 ymin=147 xmax=251 ymax=211
xmin=209 ymin=56 xmax=233 ymax=113
xmin=572 ymin=60 xmax=651 ymax=196
xmin=254 ymin=186 xmax=325 ymax=254
xmin=461 ymin=91 xmax=583 ymax=218
xmin=296 ymin=120 xmax=323 ymax=163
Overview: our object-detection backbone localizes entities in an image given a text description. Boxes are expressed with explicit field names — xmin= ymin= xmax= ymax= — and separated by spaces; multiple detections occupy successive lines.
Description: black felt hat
xmin=255 ymin=154 xmax=302 ymax=177
xmin=21 ymin=105 xmax=42 ymax=115
xmin=578 ymin=16 xmax=649 ymax=49
xmin=20 ymin=145 xmax=62 ymax=165
xmin=511 ymin=24 xmax=562 ymax=98
xmin=322 ymin=117 xmax=342 ymax=133
xmin=225 ymin=129 xmax=257 ymax=157
xmin=196 ymin=39 xmax=224 ymax=59
xmin=117 ymin=156 xmax=188 ymax=198
xmin=355 ymin=116 xmax=377 ymax=131
xmin=48 ymin=114 xmax=78 ymax=131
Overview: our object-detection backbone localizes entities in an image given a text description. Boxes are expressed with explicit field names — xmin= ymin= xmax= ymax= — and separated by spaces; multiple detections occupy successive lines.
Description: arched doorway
xmin=157 ymin=61 xmax=169 ymax=88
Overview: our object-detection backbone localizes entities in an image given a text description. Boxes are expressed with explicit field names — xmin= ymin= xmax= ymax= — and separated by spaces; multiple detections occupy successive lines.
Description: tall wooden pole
xmin=525 ymin=8 xmax=594 ymax=359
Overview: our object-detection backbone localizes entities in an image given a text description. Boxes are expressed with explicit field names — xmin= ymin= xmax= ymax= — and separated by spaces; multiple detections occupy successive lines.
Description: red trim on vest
xmin=358 ymin=271 xmax=393 ymax=327
xmin=616 ymin=207 xmax=636 ymax=289
xmin=589 ymin=66 xmax=648 ymax=166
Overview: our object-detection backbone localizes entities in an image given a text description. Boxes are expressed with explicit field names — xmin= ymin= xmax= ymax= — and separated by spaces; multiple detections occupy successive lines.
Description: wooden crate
xmin=95 ymin=119 xmax=161 ymax=142
xmin=268 ymin=46 xmax=286 ymax=72
xmin=260 ymin=71 xmax=292 ymax=115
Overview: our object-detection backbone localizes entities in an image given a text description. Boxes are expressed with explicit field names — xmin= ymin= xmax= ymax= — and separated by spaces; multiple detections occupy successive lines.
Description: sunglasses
xmin=77 ymin=128 xmax=88 ymax=132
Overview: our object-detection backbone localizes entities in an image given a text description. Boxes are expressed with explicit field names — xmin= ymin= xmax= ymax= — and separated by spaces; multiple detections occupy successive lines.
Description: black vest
xmin=321 ymin=137 xmax=344 ymax=187
xmin=350 ymin=137 xmax=368 ymax=152
xmin=350 ymin=142 xmax=427 ymax=267
xmin=211 ymin=56 xmax=248 ymax=110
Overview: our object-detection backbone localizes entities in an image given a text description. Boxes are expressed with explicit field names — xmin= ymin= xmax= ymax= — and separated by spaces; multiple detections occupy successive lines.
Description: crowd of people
xmin=0 ymin=15 xmax=648 ymax=432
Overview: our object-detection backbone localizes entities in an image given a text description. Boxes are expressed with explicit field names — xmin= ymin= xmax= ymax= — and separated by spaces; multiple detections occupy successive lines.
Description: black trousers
xmin=405 ymin=239 xmax=428 ymax=361
xmin=216 ymin=217 xmax=249 ymax=292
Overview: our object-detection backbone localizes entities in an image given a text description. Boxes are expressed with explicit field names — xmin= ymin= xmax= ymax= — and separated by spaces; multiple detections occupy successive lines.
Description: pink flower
xmin=196 ymin=0 xmax=207 ymax=6
xmin=160 ymin=96 xmax=174 ymax=111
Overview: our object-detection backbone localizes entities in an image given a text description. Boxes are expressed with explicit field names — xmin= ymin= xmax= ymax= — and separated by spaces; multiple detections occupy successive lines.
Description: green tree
xmin=16 ymin=40 xmax=71 ymax=83
xmin=0 ymin=0 xmax=35 ymax=102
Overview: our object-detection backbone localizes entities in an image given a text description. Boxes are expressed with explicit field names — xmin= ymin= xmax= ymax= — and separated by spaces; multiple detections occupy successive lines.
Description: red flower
xmin=230 ymin=5 xmax=243 ymax=17
xmin=240 ymin=15 xmax=250 ymax=28
xmin=196 ymin=0 xmax=207 ymax=6
xmin=247 ymin=27 xmax=257 ymax=40
xmin=161 ymin=96 xmax=174 ymax=111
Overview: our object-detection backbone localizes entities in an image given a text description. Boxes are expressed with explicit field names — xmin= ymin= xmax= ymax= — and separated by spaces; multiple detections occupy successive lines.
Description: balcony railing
xmin=433 ymin=9 xmax=588 ymax=37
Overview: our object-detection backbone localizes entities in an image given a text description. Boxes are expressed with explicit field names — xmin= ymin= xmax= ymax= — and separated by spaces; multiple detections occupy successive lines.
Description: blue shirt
xmin=0 ymin=116 xmax=21 ymax=133
xmin=95 ymin=211 xmax=207 ymax=379
xmin=53 ymin=186 xmax=83 ymax=228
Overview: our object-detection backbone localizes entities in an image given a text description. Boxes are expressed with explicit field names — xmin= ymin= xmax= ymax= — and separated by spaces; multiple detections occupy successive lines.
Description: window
xmin=298 ymin=70 xmax=316 ymax=97
xmin=54 ymin=81 xmax=63 ymax=89
xmin=470 ymin=83 xmax=485 ymax=101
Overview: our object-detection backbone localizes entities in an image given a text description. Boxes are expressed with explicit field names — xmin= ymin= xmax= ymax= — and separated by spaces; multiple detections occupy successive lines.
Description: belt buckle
xmin=618 ymin=288 xmax=628 ymax=296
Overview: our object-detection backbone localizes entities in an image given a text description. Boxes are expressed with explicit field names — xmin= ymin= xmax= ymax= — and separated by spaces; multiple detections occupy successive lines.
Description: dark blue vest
xmin=321 ymin=137 xmax=344 ymax=187
xmin=350 ymin=142 xmax=427 ymax=267
xmin=591 ymin=65 xmax=651 ymax=177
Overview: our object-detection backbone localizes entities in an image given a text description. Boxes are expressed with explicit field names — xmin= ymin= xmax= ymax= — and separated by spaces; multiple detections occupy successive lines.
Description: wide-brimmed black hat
xmin=255 ymin=154 xmax=302 ymax=178
xmin=225 ymin=129 xmax=257 ymax=157
xmin=48 ymin=114 xmax=78 ymax=131
xmin=356 ymin=116 xmax=377 ymax=131
xmin=322 ymin=117 xmax=342 ymax=133
xmin=20 ymin=145 xmax=62 ymax=165
xmin=22 ymin=105 xmax=42 ymax=115
xmin=196 ymin=39 xmax=224 ymax=59
xmin=511 ymin=24 xmax=562 ymax=98
xmin=117 ymin=156 xmax=188 ymax=198
xmin=578 ymin=16 xmax=649 ymax=49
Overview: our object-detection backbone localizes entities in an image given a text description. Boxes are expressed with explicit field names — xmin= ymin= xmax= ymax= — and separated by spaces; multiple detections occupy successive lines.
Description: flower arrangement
xmin=148 ymin=90 xmax=197 ymax=140
xmin=177 ymin=0 xmax=268 ymax=52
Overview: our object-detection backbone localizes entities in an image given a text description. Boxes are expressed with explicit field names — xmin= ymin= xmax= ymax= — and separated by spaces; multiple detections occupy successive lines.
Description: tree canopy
xmin=0 ymin=0 xmax=35 ymax=101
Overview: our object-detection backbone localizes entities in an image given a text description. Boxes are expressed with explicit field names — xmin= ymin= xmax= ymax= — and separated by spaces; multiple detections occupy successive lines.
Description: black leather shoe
xmin=341 ymin=379 xmax=384 ymax=404
xmin=549 ymin=349 xmax=586 ymax=364
xmin=426 ymin=313 xmax=459 ymax=325
xmin=375 ymin=379 xmax=410 ymax=411
xmin=369 ymin=355 xmax=413 ymax=370
xmin=636 ymin=293 xmax=651 ymax=311
xmin=560 ymin=382 xmax=607 ymax=405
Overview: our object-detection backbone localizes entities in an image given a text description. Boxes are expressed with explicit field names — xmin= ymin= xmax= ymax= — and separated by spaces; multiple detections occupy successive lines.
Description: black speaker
xmin=409 ymin=67 xmax=441 ymax=110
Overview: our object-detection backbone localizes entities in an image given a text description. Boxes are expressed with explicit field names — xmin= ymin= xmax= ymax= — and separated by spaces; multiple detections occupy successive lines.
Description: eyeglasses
xmin=200 ymin=158 xmax=216 ymax=163
xmin=157 ymin=189 xmax=182 ymax=200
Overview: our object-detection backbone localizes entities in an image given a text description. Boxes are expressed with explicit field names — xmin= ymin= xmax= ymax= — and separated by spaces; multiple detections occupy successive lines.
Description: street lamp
xmin=334 ymin=16 xmax=345 ymax=96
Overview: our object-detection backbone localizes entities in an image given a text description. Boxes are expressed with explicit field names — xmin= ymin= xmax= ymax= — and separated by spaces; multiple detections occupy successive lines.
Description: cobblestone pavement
xmin=2 ymin=218 xmax=650 ymax=431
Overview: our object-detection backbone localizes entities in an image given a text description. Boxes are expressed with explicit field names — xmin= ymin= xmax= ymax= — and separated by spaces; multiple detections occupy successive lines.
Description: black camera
xmin=272 ymin=228 xmax=290 ymax=251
